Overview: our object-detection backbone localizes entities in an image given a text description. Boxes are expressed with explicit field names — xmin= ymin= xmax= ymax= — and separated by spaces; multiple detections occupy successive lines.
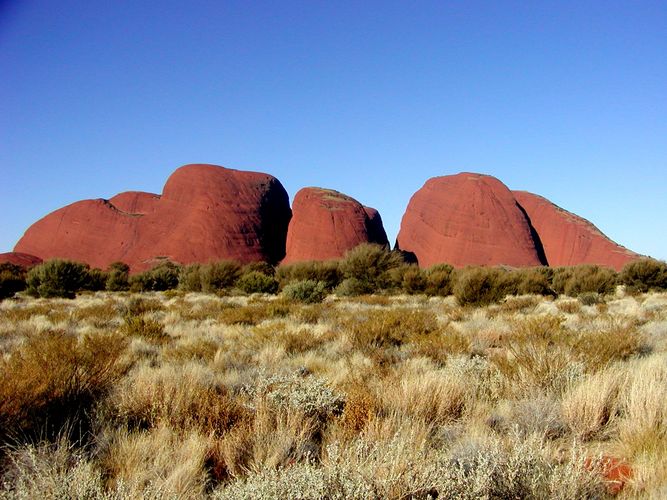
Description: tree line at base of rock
xmin=2 ymin=244 xmax=666 ymax=306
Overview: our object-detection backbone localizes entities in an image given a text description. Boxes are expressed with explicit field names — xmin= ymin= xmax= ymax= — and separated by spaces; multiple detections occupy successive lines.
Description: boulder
xmin=514 ymin=191 xmax=639 ymax=271
xmin=283 ymin=188 xmax=389 ymax=263
xmin=396 ymin=173 xmax=546 ymax=268
xmin=14 ymin=164 xmax=292 ymax=271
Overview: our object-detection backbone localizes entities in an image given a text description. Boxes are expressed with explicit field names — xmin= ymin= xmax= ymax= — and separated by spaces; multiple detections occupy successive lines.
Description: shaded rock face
xmin=0 ymin=252 xmax=42 ymax=269
xmin=396 ymin=173 xmax=546 ymax=268
xmin=513 ymin=191 xmax=638 ymax=271
xmin=283 ymin=188 xmax=389 ymax=263
xmin=14 ymin=164 xmax=292 ymax=271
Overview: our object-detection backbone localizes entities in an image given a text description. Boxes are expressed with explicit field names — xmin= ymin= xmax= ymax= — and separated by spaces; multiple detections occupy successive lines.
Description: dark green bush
xmin=0 ymin=263 xmax=26 ymax=300
xmin=178 ymin=263 xmax=203 ymax=292
xmin=129 ymin=261 xmax=180 ymax=292
xmin=276 ymin=260 xmax=342 ymax=290
xmin=25 ymin=260 xmax=91 ymax=298
xmin=425 ymin=264 xmax=454 ymax=296
xmin=282 ymin=279 xmax=327 ymax=303
xmin=242 ymin=261 xmax=275 ymax=276
xmin=555 ymin=265 xmax=617 ymax=297
xmin=453 ymin=266 xmax=506 ymax=306
xmin=340 ymin=243 xmax=405 ymax=291
xmin=335 ymin=277 xmax=374 ymax=296
xmin=201 ymin=260 xmax=241 ymax=292
xmin=514 ymin=267 xmax=554 ymax=296
xmin=82 ymin=268 xmax=107 ymax=291
xmin=401 ymin=266 xmax=427 ymax=294
xmin=106 ymin=262 xmax=130 ymax=291
xmin=620 ymin=258 xmax=667 ymax=293
xmin=236 ymin=271 xmax=279 ymax=294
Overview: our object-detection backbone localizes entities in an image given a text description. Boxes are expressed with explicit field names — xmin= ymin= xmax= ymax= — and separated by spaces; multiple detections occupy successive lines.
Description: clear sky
xmin=2 ymin=1 xmax=666 ymax=260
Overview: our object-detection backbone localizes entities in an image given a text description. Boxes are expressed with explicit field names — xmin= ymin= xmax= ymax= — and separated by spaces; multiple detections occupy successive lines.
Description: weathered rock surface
xmin=0 ymin=252 xmax=42 ymax=269
xmin=396 ymin=173 xmax=546 ymax=268
xmin=513 ymin=191 xmax=639 ymax=271
xmin=283 ymin=188 xmax=389 ymax=263
xmin=14 ymin=164 xmax=292 ymax=271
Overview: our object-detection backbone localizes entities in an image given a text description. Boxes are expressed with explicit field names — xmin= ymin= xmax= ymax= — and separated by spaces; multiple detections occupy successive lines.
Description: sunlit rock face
xmin=14 ymin=164 xmax=292 ymax=271
xmin=283 ymin=187 xmax=389 ymax=263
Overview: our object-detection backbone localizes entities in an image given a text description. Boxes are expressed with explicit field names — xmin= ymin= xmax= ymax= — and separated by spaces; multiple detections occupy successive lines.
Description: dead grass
xmin=0 ymin=290 xmax=665 ymax=498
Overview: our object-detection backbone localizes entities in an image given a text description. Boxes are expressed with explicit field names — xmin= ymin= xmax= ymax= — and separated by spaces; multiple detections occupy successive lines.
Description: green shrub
xmin=242 ymin=261 xmax=275 ymax=276
xmin=129 ymin=262 xmax=180 ymax=292
xmin=334 ymin=277 xmax=374 ymax=296
xmin=453 ymin=266 xmax=506 ymax=306
xmin=276 ymin=261 xmax=342 ymax=290
xmin=82 ymin=268 xmax=107 ymax=291
xmin=340 ymin=243 xmax=405 ymax=291
xmin=620 ymin=258 xmax=667 ymax=293
xmin=561 ymin=265 xmax=617 ymax=297
xmin=106 ymin=262 xmax=130 ymax=291
xmin=178 ymin=263 xmax=203 ymax=292
xmin=425 ymin=264 xmax=454 ymax=296
xmin=201 ymin=261 xmax=241 ymax=292
xmin=236 ymin=271 xmax=279 ymax=294
xmin=0 ymin=263 xmax=26 ymax=300
xmin=282 ymin=279 xmax=327 ymax=303
xmin=25 ymin=260 xmax=91 ymax=298
xmin=515 ymin=267 xmax=554 ymax=296
xmin=401 ymin=266 xmax=427 ymax=294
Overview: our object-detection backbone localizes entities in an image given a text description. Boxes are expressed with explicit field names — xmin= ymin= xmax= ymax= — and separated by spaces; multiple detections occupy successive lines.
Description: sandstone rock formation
xmin=0 ymin=252 xmax=42 ymax=269
xmin=396 ymin=173 xmax=547 ymax=268
xmin=513 ymin=191 xmax=638 ymax=271
xmin=14 ymin=164 xmax=292 ymax=271
xmin=283 ymin=188 xmax=389 ymax=263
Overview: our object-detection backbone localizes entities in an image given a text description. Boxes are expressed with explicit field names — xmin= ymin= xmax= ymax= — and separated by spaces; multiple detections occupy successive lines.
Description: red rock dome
xmin=396 ymin=173 xmax=546 ymax=268
xmin=513 ymin=191 xmax=638 ymax=271
xmin=14 ymin=164 xmax=292 ymax=271
xmin=283 ymin=187 xmax=389 ymax=263
xmin=0 ymin=252 xmax=43 ymax=269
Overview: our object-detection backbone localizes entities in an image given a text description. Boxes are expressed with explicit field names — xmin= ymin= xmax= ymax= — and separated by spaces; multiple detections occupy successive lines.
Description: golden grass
xmin=0 ymin=289 xmax=665 ymax=498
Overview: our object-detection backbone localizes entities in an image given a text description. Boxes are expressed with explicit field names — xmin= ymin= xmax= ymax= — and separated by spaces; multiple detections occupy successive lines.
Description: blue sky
xmin=2 ymin=0 xmax=666 ymax=260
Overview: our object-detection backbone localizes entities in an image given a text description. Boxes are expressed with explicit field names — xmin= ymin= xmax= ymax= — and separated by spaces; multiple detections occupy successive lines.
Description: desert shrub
xmin=201 ymin=260 xmax=241 ymax=292
xmin=25 ymin=259 xmax=91 ymax=298
xmin=342 ymin=308 xmax=439 ymax=350
xmin=242 ymin=261 xmax=275 ymax=276
xmin=425 ymin=264 xmax=454 ymax=296
xmin=178 ymin=263 xmax=203 ymax=292
xmin=553 ymin=265 xmax=617 ymax=297
xmin=0 ymin=330 xmax=128 ymax=445
xmin=335 ymin=277 xmax=374 ymax=296
xmin=246 ymin=372 xmax=344 ymax=419
xmin=282 ymin=279 xmax=327 ymax=303
xmin=401 ymin=266 xmax=427 ymax=294
xmin=276 ymin=260 xmax=343 ymax=290
xmin=620 ymin=258 xmax=667 ymax=293
xmin=105 ymin=364 xmax=248 ymax=434
xmin=129 ymin=261 xmax=180 ymax=292
xmin=236 ymin=271 xmax=279 ymax=294
xmin=0 ymin=262 xmax=26 ymax=299
xmin=453 ymin=266 xmax=506 ymax=306
xmin=0 ymin=438 xmax=108 ymax=499
xmin=105 ymin=261 xmax=130 ymax=291
xmin=82 ymin=267 xmax=107 ymax=291
xmin=340 ymin=243 xmax=405 ymax=292
xmin=514 ymin=267 xmax=554 ymax=296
